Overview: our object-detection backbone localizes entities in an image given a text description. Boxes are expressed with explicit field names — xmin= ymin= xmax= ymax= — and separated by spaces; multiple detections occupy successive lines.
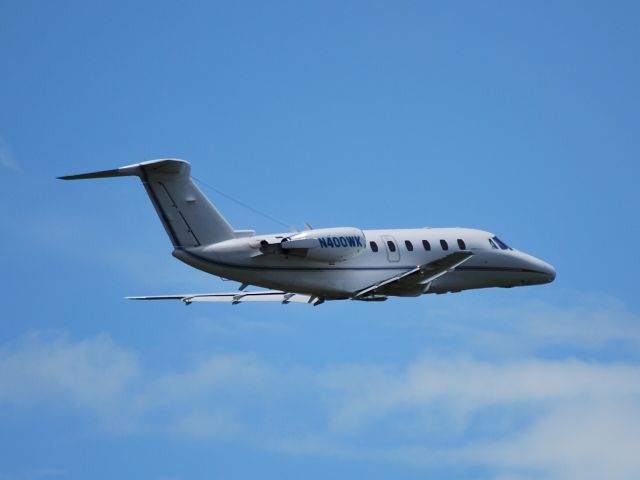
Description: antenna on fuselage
xmin=193 ymin=176 xmax=291 ymax=230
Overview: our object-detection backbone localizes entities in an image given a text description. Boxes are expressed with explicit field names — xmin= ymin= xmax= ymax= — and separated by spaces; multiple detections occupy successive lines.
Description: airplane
xmin=59 ymin=159 xmax=556 ymax=306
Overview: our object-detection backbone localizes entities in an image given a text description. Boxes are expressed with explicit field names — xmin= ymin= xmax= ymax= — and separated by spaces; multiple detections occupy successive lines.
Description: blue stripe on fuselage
xmin=175 ymin=247 xmax=414 ymax=272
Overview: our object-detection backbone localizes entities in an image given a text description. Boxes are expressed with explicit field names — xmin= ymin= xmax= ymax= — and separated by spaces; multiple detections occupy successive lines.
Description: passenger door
xmin=381 ymin=235 xmax=400 ymax=262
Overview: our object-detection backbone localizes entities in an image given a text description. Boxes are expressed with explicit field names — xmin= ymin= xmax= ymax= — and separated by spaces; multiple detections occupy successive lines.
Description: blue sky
xmin=1 ymin=1 xmax=640 ymax=479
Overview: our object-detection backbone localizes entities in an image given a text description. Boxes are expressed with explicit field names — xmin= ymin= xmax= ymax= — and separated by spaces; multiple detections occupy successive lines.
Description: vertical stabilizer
xmin=59 ymin=159 xmax=235 ymax=247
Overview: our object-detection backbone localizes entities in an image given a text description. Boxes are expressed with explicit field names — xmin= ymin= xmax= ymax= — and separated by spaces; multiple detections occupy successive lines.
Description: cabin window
xmin=440 ymin=239 xmax=448 ymax=251
xmin=405 ymin=240 xmax=413 ymax=251
xmin=422 ymin=240 xmax=431 ymax=251
xmin=370 ymin=241 xmax=378 ymax=252
xmin=387 ymin=240 xmax=397 ymax=252
xmin=457 ymin=239 xmax=466 ymax=250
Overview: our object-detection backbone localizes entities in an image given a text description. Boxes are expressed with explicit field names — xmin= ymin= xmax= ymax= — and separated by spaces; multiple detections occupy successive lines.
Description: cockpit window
xmin=488 ymin=238 xmax=499 ymax=249
xmin=492 ymin=236 xmax=512 ymax=250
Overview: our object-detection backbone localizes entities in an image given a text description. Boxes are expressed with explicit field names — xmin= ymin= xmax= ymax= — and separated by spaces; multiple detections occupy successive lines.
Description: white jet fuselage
xmin=174 ymin=227 xmax=555 ymax=299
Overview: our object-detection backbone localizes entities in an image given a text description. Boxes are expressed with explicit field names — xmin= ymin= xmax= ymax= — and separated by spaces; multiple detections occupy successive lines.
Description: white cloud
xmin=2 ymin=304 xmax=640 ymax=480
xmin=0 ymin=333 xmax=280 ymax=434
xmin=492 ymin=296 xmax=640 ymax=348
xmin=319 ymin=357 xmax=640 ymax=434
xmin=318 ymin=357 xmax=640 ymax=479
xmin=134 ymin=353 xmax=273 ymax=411
xmin=395 ymin=294 xmax=640 ymax=359
xmin=474 ymin=400 xmax=640 ymax=480
xmin=0 ymin=332 xmax=139 ymax=412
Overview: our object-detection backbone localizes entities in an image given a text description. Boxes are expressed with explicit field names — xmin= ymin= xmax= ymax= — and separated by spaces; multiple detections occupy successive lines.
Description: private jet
xmin=59 ymin=159 xmax=555 ymax=305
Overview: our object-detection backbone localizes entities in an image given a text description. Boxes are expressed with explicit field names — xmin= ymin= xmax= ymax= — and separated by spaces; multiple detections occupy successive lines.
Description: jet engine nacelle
xmin=281 ymin=227 xmax=366 ymax=263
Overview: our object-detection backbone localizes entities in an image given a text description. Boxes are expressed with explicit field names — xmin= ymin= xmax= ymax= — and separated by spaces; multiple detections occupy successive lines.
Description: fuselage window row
xmin=370 ymin=238 xmax=467 ymax=254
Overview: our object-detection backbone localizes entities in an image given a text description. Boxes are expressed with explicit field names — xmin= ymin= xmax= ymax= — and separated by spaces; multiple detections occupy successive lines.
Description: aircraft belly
xmin=221 ymin=268 xmax=393 ymax=297
xmin=174 ymin=248 xmax=401 ymax=297
xmin=430 ymin=270 xmax=522 ymax=292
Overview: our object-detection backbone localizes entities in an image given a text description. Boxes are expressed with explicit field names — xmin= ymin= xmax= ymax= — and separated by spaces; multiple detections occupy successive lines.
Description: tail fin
xmin=59 ymin=159 xmax=235 ymax=247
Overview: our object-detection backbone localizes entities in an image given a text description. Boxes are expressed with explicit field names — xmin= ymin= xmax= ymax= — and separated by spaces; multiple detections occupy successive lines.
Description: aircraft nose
xmin=542 ymin=261 xmax=556 ymax=283
xmin=516 ymin=251 xmax=556 ymax=284
xmin=529 ymin=256 xmax=555 ymax=283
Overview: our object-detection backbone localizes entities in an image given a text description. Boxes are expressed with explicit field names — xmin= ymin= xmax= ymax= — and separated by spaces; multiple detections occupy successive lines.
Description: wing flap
xmin=354 ymin=251 xmax=474 ymax=298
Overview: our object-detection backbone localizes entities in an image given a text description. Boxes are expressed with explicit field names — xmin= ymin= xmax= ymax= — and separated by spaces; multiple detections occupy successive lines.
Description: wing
xmin=128 ymin=252 xmax=473 ymax=305
xmin=127 ymin=290 xmax=315 ymax=305
xmin=354 ymin=251 xmax=474 ymax=299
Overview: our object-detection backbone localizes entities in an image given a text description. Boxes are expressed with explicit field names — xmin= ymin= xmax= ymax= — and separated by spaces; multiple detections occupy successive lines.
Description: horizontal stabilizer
xmin=57 ymin=159 xmax=189 ymax=181
xmin=58 ymin=166 xmax=135 ymax=180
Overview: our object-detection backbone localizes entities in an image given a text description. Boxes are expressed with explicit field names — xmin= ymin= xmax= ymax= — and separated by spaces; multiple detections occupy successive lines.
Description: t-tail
xmin=58 ymin=159 xmax=236 ymax=247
